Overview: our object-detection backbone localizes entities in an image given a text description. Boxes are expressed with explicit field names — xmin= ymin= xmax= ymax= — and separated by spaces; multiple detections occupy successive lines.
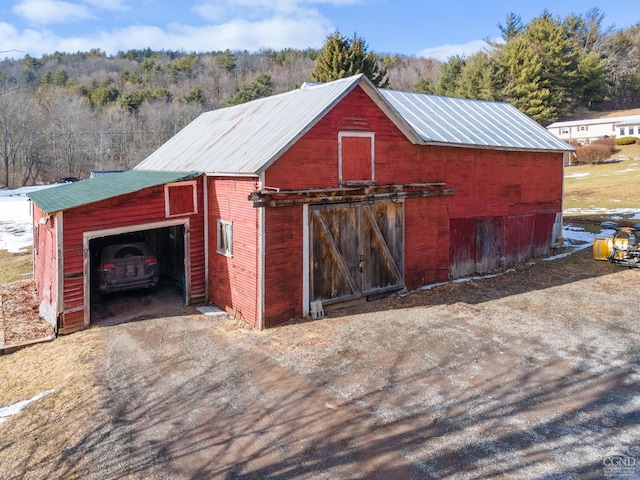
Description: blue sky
xmin=0 ymin=0 xmax=632 ymax=61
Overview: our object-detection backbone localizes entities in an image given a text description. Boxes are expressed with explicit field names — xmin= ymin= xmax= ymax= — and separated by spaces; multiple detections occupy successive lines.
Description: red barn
xmin=29 ymin=74 xmax=572 ymax=333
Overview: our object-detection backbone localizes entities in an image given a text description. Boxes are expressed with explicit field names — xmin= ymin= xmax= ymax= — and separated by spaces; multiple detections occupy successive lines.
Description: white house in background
xmin=547 ymin=115 xmax=640 ymax=145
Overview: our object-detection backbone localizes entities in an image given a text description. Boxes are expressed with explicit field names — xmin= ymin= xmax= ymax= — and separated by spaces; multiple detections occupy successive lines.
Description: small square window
xmin=561 ymin=128 xmax=569 ymax=134
xmin=217 ymin=219 xmax=232 ymax=257
xmin=620 ymin=127 xmax=626 ymax=136
xmin=579 ymin=125 xmax=586 ymax=131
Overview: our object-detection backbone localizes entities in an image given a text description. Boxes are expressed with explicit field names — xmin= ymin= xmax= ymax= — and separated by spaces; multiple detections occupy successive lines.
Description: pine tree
xmin=311 ymin=32 xmax=389 ymax=87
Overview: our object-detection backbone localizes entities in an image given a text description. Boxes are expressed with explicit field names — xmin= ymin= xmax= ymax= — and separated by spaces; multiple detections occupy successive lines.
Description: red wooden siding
xmin=264 ymin=206 xmax=304 ymax=326
xmin=404 ymin=197 xmax=450 ymax=289
xmin=263 ymin=84 xmax=564 ymax=304
xmin=503 ymin=214 xmax=535 ymax=264
xmin=449 ymin=217 xmax=477 ymax=279
xmin=341 ymin=136 xmax=372 ymax=182
xmin=59 ymin=177 xmax=206 ymax=333
xmin=207 ymin=176 xmax=260 ymax=327
xmin=265 ymin=86 xmax=415 ymax=189
xmin=32 ymin=203 xmax=58 ymax=326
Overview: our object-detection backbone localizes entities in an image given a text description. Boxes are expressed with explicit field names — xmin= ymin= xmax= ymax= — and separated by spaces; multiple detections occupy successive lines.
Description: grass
xmin=0 ymin=248 xmax=33 ymax=285
xmin=564 ymin=144 xmax=640 ymax=212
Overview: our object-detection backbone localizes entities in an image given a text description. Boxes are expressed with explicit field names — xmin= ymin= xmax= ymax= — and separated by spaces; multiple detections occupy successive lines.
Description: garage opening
xmin=85 ymin=221 xmax=189 ymax=326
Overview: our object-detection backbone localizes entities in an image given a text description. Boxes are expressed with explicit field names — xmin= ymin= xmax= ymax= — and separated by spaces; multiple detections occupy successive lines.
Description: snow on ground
xmin=564 ymin=207 xmax=640 ymax=220
xmin=0 ymin=185 xmax=58 ymax=253
xmin=565 ymin=172 xmax=590 ymax=179
xmin=0 ymin=390 xmax=54 ymax=426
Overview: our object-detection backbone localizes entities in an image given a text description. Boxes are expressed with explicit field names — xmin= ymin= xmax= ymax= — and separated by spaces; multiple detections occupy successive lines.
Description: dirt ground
xmin=1 ymin=245 xmax=639 ymax=479
xmin=0 ymin=281 xmax=54 ymax=347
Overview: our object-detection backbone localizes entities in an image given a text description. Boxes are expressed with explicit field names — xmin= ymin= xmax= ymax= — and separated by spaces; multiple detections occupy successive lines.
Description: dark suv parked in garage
xmin=95 ymin=240 xmax=159 ymax=294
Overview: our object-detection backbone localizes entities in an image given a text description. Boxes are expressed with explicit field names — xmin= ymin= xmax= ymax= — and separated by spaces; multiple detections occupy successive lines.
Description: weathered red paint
xmin=36 ymin=85 xmax=564 ymax=331
xmin=207 ymin=176 xmax=260 ymax=327
xmin=258 ymin=85 xmax=563 ymax=323
xmin=43 ymin=177 xmax=206 ymax=333
xmin=32 ymin=204 xmax=58 ymax=327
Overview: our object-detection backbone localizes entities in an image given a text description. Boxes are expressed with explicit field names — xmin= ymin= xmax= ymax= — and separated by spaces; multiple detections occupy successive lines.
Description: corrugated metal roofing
xmin=28 ymin=170 xmax=199 ymax=214
xmin=136 ymin=74 xmax=573 ymax=176
xmin=380 ymin=89 xmax=574 ymax=152
xmin=136 ymin=75 xmax=366 ymax=175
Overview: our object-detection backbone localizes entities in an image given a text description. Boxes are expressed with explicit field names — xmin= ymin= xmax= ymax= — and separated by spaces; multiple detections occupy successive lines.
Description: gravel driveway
xmin=4 ymin=248 xmax=640 ymax=479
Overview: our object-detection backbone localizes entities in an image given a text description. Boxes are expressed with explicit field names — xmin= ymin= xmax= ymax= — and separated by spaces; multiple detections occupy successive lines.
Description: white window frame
xmin=338 ymin=131 xmax=375 ymax=185
xmin=561 ymin=128 xmax=569 ymax=135
xmin=217 ymin=219 xmax=233 ymax=257
xmin=620 ymin=127 xmax=626 ymax=136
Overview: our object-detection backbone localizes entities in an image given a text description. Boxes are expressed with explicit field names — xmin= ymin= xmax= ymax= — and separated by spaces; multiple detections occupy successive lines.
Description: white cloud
xmin=1 ymin=16 xmax=332 ymax=57
xmin=12 ymin=0 xmax=94 ymax=25
xmin=192 ymin=0 xmax=362 ymax=21
xmin=417 ymin=39 xmax=493 ymax=62
xmin=83 ymin=0 xmax=129 ymax=10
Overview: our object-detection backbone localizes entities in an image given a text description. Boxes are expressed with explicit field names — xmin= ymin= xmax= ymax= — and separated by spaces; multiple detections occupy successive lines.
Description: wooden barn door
xmin=309 ymin=202 xmax=404 ymax=307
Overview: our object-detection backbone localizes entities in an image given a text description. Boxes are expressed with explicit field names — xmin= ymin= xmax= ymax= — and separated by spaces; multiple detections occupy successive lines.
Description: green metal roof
xmin=27 ymin=170 xmax=200 ymax=214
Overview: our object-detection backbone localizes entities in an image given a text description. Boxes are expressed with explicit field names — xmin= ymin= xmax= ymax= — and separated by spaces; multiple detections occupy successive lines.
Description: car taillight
xmin=100 ymin=263 xmax=115 ymax=271
xmin=145 ymin=258 xmax=157 ymax=265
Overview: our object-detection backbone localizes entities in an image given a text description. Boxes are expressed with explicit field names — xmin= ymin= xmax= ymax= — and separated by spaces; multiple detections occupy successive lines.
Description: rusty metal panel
xmin=449 ymin=217 xmax=477 ymax=278
xmin=503 ymin=214 xmax=535 ymax=264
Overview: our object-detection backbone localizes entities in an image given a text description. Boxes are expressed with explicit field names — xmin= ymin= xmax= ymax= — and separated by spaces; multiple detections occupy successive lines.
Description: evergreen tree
xmin=311 ymin=32 xmax=389 ymax=87
xmin=434 ymin=55 xmax=466 ymax=97
xmin=216 ymin=49 xmax=236 ymax=73
xmin=498 ymin=13 xmax=524 ymax=41
xmin=225 ymin=73 xmax=274 ymax=106
xmin=499 ymin=35 xmax=559 ymax=124
xmin=456 ymin=52 xmax=499 ymax=100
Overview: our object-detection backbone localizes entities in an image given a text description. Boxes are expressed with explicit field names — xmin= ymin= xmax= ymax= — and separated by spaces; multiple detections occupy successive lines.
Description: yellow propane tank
xmin=593 ymin=236 xmax=613 ymax=261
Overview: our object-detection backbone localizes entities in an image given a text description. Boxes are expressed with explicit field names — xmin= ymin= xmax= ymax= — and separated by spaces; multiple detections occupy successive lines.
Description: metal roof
xmin=136 ymin=75 xmax=368 ymax=175
xmin=28 ymin=170 xmax=199 ymax=214
xmin=548 ymin=115 xmax=640 ymax=128
xmin=136 ymin=75 xmax=573 ymax=176
xmin=380 ymin=90 xmax=574 ymax=152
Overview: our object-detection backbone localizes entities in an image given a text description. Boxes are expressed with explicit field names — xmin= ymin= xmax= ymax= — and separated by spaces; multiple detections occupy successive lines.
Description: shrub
xmin=614 ymin=136 xmax=638 ymax=145
xmin=592 ymin=137 xmax=615 ymax=150
xmin=574 ymin=144 xmax=613 ymax=164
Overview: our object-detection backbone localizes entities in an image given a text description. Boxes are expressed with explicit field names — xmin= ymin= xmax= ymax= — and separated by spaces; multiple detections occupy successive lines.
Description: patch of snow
xmin=565 ymin=172 xmax=590 ymax=179
xmin=0 ymin=184 xmax=59 ymax=253
xmin=563 ymin=207 xmax=640 ymax=219
xmin=0 ymin=390 xmax=54 ymax=426
xmin=197 ymin=305 xmax=227 ymax=316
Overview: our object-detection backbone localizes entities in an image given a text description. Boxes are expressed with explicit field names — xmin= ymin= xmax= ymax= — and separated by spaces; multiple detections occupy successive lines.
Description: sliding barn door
xmin=309 ymin=202 xmax=404 ymax=306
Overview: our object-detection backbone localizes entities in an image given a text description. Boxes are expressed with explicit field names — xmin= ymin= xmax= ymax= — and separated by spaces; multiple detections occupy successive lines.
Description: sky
xmin=0 ymin=1 xmax=633 ymax=61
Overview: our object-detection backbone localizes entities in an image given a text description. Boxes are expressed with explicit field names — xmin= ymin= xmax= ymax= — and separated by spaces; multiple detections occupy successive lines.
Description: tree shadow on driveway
xmin=9 ymin=310 xmax=638 ymax=479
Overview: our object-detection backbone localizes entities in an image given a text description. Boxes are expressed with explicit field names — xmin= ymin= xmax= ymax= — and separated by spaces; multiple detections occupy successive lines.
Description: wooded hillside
xmin=0 ymin=48 xmax=437 ymax=187
xmin=0 ymin=8 xmax=638 ymax=188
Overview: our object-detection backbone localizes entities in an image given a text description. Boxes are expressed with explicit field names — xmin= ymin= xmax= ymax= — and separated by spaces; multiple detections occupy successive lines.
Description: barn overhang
xmin=248 ymin=183 xmax=454 ymax=208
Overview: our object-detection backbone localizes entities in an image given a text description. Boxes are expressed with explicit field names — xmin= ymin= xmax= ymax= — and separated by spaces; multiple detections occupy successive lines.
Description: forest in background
xmin=0 ymin=7 xmax=638 ymax=188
